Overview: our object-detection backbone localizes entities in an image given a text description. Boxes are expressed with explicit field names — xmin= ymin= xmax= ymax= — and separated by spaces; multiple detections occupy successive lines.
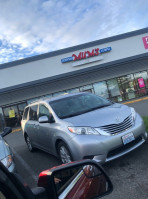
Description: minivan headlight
xmin=1 ymin=155 xmax=13 ymax=168
xmin=68 ymin=127 xmax=100 ymax=135
xmin=130 ymin=107 xmax=136 ymax=121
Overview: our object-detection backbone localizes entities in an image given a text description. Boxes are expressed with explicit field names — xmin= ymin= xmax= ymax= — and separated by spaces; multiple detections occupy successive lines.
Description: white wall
xmin=0 ymin=32 xmax=148 ymax=90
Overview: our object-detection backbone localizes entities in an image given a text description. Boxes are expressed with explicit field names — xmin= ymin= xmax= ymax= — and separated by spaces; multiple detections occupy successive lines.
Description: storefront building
xmin=0 ymin=28 xmax=148 ymax=129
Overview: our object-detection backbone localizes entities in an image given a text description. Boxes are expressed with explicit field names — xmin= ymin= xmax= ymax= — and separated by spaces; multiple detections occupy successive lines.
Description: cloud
xmin=0 ymin=0 xmax=148 ymax=64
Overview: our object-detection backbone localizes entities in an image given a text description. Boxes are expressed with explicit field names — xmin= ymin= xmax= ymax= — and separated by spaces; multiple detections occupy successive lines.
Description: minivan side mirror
xmin=38 ymin=160 xmax=113 ymax=199
xmin=39 ymin=116 xmax=49 ymax=123
xmin=1 ymin=127 xmax=12 ymax=137
xmin=39 ymin=115 xmax=55 ymax=124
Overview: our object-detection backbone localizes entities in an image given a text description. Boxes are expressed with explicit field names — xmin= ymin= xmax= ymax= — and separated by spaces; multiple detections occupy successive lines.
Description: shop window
xmin=3 ymin=106 xmax=19 ymax=127
xmin=66 ymin=88 xmax=80 ymax=93
xmin=118 ymin=74 xmax=138 ymax=101
xmin=27 ymin=97 xmax=39 ymax=104
xmin=53 ymin=91 xmax=66 ymax=97
xmin=43 ymin=94 xmax=53 ymax=99
xmin=93 ymin=81 xmax=109 ymax=99
xmin=80 ymin=84 xmax=94 ymax=93
xmin=107 ymin=79 xmax=122 ymax=102
xmin=134 ymin=71 xmax=148 ymax=96
xmin=18 ymin=102 xmax=27 ymax=119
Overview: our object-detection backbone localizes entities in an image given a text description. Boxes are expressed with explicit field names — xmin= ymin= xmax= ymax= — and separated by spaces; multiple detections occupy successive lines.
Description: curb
xmin=12 ymin=128 xmax=22 ymax=133
xmin=123 ymin=96 xmax=148 ymax=105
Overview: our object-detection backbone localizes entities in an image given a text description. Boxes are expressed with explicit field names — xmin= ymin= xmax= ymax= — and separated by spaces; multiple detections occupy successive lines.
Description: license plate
xmin=122 ymin=132 xmax=135 ymax=145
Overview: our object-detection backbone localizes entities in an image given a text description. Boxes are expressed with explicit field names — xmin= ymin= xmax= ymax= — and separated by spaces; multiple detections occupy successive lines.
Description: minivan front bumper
xmin=67 ymin=114 xmax=147 ymax=164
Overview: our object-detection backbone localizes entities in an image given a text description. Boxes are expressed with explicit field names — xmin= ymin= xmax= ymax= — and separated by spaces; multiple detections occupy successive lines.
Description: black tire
xmin=58 ymin=142 xmax=73 ymax=164
xmin=25 ymin=134 xmax=35 ymax=152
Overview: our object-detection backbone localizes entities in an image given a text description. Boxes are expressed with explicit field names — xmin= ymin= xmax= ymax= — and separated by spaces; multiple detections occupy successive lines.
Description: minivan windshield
xmin=49 ymin=93 xmax=113 ymax=119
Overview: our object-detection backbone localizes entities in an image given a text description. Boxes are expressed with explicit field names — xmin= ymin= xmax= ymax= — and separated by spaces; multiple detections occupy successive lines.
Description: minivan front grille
xmin=99 ymin=114 xmax=133 ymax=135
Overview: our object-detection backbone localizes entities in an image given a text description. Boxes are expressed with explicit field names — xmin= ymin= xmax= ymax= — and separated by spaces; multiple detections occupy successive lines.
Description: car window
xmin=39 ymin=104 xmax=54 ymax=121
xmin=50 ymin=93 xmax=112 ymax=119
xmin=29 ymin=105 xmax=38 ymax=121
xmin=22 ymin=107 xmax=29 ymax=120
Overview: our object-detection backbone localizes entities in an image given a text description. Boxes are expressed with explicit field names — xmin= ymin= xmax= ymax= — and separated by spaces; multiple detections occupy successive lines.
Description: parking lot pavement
xmin=5 ymin=131 xmax=60 ymax=187
xmin=102 ymin=140 xmax=148 ymax=199
xmin=4 ymin=130 xmax=148 ymax=198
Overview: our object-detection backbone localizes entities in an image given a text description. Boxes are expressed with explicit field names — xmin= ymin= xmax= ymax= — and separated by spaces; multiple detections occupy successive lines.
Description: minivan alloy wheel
xmin=58 ymin=142 xmax=73 ymax=164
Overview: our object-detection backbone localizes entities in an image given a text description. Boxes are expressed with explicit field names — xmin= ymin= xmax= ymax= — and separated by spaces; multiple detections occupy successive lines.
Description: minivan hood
xmin=63 ymin=103 xmax=131 ymax=127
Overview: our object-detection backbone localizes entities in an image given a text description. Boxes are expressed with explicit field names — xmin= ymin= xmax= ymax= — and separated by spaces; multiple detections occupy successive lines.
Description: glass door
xmin=3 ymin=105 xmax=19 ymax=127
xmin=3 ymin=102 xmax=27 ymax=128
xmin=118 ymin=74 xmax=138 ymax=101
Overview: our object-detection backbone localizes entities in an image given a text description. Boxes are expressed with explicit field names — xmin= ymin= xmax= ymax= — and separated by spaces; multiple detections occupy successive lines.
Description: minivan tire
xmin=25 ymin=134 xmax=35 ymax=152
xmin=58 ymin=141 xmax=73 ymax=164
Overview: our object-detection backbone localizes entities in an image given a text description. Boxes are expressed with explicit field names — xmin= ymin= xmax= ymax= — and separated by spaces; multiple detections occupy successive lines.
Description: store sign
xmin=142 ymin=36 xmax=148 ymax=49
xmin=138 ymin=78 xmax=145 ymax=88
xmin=61 ymin=47 xmax=112 ymax=63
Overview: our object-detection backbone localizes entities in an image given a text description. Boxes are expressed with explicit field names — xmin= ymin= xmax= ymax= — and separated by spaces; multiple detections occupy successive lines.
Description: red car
xmin=0 ymin=159 xmax=113 ymax=199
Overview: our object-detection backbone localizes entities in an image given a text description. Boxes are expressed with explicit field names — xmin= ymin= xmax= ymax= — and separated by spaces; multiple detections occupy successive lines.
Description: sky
xmin=0 ymin=0 xmax=148 ymax=64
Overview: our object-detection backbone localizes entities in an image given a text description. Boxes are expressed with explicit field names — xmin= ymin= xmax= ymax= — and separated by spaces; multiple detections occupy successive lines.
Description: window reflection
xmin=93 ymin=81 xmax=109 ymax=99
xmin=118 ymin=74 xmax=137 ymax=101
xmin=27 ymin=97 xmax=39 ymax=104
xmin=53 ymin=91 xmax=66 ymax=97
xmin=43 ymin=94 xmax=53 ymax=99
xmin=107 ymin=79 xmax=122 ymax=102
xmin=66 ymin=88 xmax=80 ymax=94
xmin=80 ymin=84 xmax=94 ymax=93
xmin=134 ymin=71 xmax=148 ymax=96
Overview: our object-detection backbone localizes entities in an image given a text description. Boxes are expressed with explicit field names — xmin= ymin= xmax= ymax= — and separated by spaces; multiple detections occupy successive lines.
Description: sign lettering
xmin=61 ymin=47 xmax=112 ymax=63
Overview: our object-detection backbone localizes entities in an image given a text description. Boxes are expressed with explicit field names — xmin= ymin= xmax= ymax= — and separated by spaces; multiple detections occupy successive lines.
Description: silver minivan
xmin=21 ymin=92 xmax=147 ymax=164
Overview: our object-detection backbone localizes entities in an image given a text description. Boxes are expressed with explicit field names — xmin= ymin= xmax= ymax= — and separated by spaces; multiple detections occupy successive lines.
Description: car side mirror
xmin=38 ymin=160 xmax=113 ymax=199
xmin=39 ymin=115 xmax=55 ymax=124
xmin=1 ymin=127 xmax=12 ymax=137
xmin=39 ymin=116 xmax=49 ymax=123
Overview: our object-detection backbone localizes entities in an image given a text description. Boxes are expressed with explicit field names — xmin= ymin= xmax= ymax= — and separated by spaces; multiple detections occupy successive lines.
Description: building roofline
xmin=1 ymin=52 xmax=148 ymax=94
xmin=0 ymin=27 xmax=148 ymax=70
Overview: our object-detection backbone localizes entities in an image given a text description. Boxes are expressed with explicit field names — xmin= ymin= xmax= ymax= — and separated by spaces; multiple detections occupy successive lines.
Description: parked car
xmin=21 ymin=92 xmax=147 ymax=164
xmin=0 ymin=159 xmax=113 ymax=199
xmin=0 ymin=127 xmax=16 ymax=172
